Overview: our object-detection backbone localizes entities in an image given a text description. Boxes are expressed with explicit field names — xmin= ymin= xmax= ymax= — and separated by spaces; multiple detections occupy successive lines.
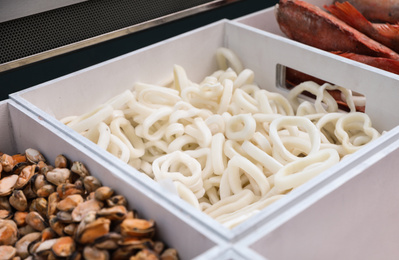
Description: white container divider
xmin=10 ymin=18 xmax=399 ymax=243
xmin=2 ymin=99 xmax=222 ymax=260
xmin=226 ymin=245 xmax=268 ymax=260
xmin=193 ymin=244 xmax=267 ymax=260
xmin=193 ymin=244 xmax=232 ymax=260
xmin=236 ymin=132 xmax=399 ymax=259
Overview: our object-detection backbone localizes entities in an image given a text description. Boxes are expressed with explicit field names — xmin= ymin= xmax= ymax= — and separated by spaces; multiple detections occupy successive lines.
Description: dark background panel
xmin=0 ymin=0 xmax=279 ymax=101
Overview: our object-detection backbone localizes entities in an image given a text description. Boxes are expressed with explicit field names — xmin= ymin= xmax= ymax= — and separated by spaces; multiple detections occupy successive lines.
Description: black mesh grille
xmin=0 ymin=0 xmax=217 ymax=64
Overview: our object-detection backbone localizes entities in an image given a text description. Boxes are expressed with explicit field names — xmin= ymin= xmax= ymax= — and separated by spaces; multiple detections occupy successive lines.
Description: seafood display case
xmin=10 ymin=16 xmax=399 ymax=259
xmin=3 ymin=0 xmax=399 ymax=259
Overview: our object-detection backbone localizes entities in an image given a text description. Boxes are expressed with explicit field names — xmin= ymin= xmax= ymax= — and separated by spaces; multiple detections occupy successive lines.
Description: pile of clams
xmin=0 ymin=148 xmax=178 ymax=260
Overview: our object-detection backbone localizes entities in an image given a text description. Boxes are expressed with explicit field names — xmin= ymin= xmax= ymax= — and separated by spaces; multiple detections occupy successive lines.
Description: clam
xmin=0 ymin=175 xmax=18 ymax=197
xmin=83 ymin=176 xmax=102 ymax=193
xmin=96 ymin=205 xmax=127 ymax=221
xmin=49 ymin=215 xmax=66 ymax=237
xmin=71 ymin=199 xmax=103 ymax=222
xmin=153 ymin=241 xmax=165 ymax=255
xmin=118 ymin=237 xmax=153 ymax=248
xmin=112 ymin=241 xmax=155 ymax=260
xmin=75 ymin=211 xmax=96 ymax=239
xmin=94 ymin=187 xmax=114 ymax=201
xmin=87 ymin=192 xmax=96 ymax=201
xmin=25 ymin=211 xmax=47 ymax=231
xmin=22 ymin=181 xmax=37 ymax=200
xmin=29 ymin=198 xmax=48 ymax=219
xmin=76 ymin=217 xmax=110 ymax=244
xmin=36 ymin=184 xmax=55 ymax=198
xmin=39 ymin=163 xmax=54 ymax=176
xmin=25 ymin=148 xmax=46 ymax=164
xmin=18 ymin=224 xmax=36 ymax=237
xmin=46 ymin=168 xmax=71 ymax=186
xmin=33 ymin=238 xmax=57 ymax=256
xmin=130 ymin=248 xmax=159 ymax=260
xmin=27 ymin=240 xmax=40 ymax=255
xmin=1 ymin=154 xmax=15 ymax=173
xmin=56 ymin=211 xmax=73 ymax=224
xmin=57 ymin=194 xmax=84 ymax=212
xmin=57 ymin=183 xmax=83 ymax=199
xmin=41 ymin=227 xmax=57 ymax=241
xmin=0 ymin=219 xmax=18 ymax=245
xmin=33 ymin=174 xmax=47 ymax=191
xmin=11 ymin=154 xmax=27 ymax=164
xmin=51 ymin=236 xmax=75 ymax=258
xmin=0 ymin=209 xmax=12 ymax=220
xmin=120 ymin=218 xmax=155 ymax=238
xmin=9 ymin=190 xmax=28 ymax=212
xmin=15 ymin=232 xmax=41 ymax=259
xmin=83 ymin=246 xmax=109 ymax=260
xmin=0 ymin=197 xmax=12 ymax=211
xmin=13 ymin=212 xmax=28 ymax=227
xmin=0 ymin=245 xmax=17 ymax=259
xmin=54 ymin=155 xmax=69 ymax=169
xmin=93 ymin=232 xmax=122 ymax=250
xmin=71 ymin=161 xmax=89 ymax=178
xmin=14 ymin=165 xmax=37 ymax=190
xmin=74 ymin=178 xmax=84 ymax=189
xmin=11 ymin=162 xmax=29 ymax=176
xmin=36 ymin=161 xmax=48 ymax=172
xmin=47 ymin=192 xmax=60 ymax=218
xmin=161 ymin=248 xmax=179 ymax=260
xmin=63 ymin=223 xmax=78 ymax=236
xmin=106 ymin=195 xmax=127 ymax=207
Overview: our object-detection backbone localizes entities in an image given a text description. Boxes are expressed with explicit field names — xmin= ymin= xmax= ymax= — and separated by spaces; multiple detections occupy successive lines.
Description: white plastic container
xmin=234 ymin=0 xmax=399 ymax=87
xmin=234 ymin=7 xmax=399 ymax=258
xmin=10 ymin=19 xmax=399 ymax=245
xmin=1 ymin=100 xmax=221 ymax=259
xmin=236 ymin=130 xmax=399 ymax=259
